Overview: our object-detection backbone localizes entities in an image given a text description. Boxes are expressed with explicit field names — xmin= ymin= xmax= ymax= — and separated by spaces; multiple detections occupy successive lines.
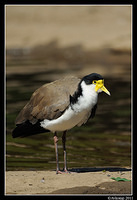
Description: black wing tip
xmin=12 ymin=129 xmax=18 ymax=138
xmin=12 ymin=120 xmax=49 ymax=138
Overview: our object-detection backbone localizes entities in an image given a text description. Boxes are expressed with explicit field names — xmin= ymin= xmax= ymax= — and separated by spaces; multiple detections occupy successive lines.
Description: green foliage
xmin=111 ymin=177 xmax=130 ymax=182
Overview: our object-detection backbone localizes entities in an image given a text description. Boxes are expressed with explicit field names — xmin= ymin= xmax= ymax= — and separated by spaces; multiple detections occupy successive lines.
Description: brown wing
xmin=15 ymin=76 xmax=80 ymax=125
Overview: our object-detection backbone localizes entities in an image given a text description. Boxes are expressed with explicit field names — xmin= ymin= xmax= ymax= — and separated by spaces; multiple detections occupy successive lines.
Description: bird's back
xmin=12 ymin=76 xmax=80 ymax=137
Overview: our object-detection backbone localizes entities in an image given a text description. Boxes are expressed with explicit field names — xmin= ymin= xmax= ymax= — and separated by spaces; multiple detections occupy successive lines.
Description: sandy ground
xmin=6 ymin=168 xmax=132 ymax=195
xmin=6 ymin=5 xmax=131 ymax=50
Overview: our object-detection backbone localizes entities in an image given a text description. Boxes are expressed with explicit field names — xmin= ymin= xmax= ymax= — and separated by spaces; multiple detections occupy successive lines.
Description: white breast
xmin=40 ymin=81 xmax=98 ymax=132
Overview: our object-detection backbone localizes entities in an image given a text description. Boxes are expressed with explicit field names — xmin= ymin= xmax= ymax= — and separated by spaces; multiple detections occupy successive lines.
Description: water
xmin=6 ymin=45 xmax=131 ymax=171
xmin=6 ymin=77 xmax=131 ymax=171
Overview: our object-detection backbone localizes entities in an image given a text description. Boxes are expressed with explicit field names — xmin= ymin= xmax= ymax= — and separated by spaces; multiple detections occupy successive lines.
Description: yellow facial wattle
xmin=92 ymin=79 xmax=110 ymax=96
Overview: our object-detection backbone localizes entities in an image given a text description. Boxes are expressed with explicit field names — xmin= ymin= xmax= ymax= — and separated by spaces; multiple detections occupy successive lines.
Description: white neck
xmin=71 ymin=81 xmax=98 ymax=112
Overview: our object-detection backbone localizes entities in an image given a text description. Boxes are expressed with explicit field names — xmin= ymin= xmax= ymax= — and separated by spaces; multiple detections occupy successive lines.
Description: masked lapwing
xmin=12 ymin=73 xmax=110 ymax=174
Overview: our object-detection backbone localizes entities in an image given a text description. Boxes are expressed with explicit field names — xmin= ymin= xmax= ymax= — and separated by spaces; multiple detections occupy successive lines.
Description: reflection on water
xmin=6 ymin=45 xmax=131 ymax=171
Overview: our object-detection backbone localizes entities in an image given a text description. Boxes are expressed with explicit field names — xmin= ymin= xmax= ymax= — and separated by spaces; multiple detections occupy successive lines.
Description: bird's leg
xmin=62 ymin=131 xmax=69 ymax=173
xmin=53 ymin=132 xmax=60 ymax=174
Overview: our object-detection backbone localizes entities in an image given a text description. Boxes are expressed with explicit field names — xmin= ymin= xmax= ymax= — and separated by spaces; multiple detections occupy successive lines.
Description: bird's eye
xmin=93 ymin=80 xmax=96 ymax=84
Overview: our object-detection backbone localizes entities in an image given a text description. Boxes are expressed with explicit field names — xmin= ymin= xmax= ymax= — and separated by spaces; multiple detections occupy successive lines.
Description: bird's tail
xmin=12 ymin=120 xmax=49 ymax=138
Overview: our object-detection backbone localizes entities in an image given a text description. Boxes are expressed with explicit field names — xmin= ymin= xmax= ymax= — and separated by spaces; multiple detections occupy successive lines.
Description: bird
xmin=12 ymin=73 xmax=110 ymax=174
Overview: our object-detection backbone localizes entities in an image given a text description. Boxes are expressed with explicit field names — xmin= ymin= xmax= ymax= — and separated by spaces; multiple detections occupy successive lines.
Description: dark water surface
xmin=6 ymin=77 xmax=131 ymax=171
xmin=6 ymin=45 xmax=131 ymax=171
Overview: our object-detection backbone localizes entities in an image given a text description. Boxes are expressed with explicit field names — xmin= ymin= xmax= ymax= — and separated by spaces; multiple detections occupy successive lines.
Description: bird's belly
xmin=40 ymin=107 xmax=87 ymax=132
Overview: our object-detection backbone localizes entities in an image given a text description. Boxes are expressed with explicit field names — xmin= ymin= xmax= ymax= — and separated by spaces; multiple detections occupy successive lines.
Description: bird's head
xmin=82 ymin=73 xmax=110 ymax=96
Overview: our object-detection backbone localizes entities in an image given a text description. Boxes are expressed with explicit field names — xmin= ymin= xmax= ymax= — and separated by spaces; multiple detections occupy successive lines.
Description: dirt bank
xmin=6 ymin=168 xmax=132 ymax=195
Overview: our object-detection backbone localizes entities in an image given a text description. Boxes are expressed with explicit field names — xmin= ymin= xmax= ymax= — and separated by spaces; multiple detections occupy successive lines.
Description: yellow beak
xmin=100 ymin=85 xmax=111 ymax=96
xmin=94 ymin=80 xmax=110 ymax=96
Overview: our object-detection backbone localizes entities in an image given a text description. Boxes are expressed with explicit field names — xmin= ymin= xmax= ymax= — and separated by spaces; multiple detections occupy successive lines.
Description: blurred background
xmin=6 ymin=5 xmax=132 ymax=171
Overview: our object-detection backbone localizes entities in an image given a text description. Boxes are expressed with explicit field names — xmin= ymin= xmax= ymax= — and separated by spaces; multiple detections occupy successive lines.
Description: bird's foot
xmin=56 ymin=169 xmax=71 ymax=174
xmin=64 ymin=169 xmax=71 ymax=174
